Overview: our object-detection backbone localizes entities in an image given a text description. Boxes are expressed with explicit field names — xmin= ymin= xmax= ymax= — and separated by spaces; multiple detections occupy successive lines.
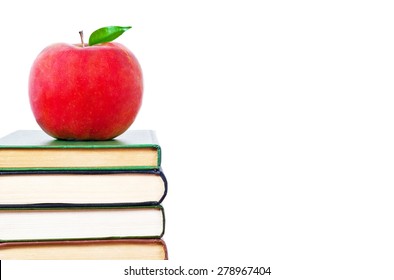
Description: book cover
xmin=0 ymin=205 xmax=165 ymax=242
xmin=0 ymin=130 xmax=161 ymax=170
xmin=0 ymin=238 xmax=168 ymax=260
xmin=0 ymin=168 xmax=168 ymax=207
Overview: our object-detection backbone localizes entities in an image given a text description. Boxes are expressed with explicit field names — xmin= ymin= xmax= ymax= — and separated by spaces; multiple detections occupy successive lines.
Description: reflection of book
xmin=0 ymin=239 xmax=168 ymax=260
xmin=0 ymin=169 xmax=167 ymax=206
xmin=0 ymin=130 xmax=161 ymax=170
xmin=0 ymin=205 xmax=165 ymax=242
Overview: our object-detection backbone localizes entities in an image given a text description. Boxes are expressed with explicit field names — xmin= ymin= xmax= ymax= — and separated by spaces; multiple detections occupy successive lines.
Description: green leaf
xmin=88 ymin=26 xmax=131 ymax=46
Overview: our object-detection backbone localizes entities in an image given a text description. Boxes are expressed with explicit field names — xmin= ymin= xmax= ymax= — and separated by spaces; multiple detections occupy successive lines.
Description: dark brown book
xmin=0 ymin=239 xmax=168 ymax=260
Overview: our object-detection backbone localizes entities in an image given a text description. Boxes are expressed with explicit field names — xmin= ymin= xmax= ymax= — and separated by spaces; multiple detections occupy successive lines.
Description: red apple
xmin=28 ymin=31 xmax=143 ymax=140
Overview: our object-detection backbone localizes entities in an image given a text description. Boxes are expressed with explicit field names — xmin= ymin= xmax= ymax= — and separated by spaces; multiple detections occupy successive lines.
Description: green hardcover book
xmin=0 ymin=205 xmax=165 ymax=242
xmin=0 ymin=130 xmax=161 ymax=171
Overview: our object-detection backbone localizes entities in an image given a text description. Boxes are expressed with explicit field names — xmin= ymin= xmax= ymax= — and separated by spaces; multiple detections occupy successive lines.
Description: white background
xmin=1 ymin=0 xmax=394 ymax=279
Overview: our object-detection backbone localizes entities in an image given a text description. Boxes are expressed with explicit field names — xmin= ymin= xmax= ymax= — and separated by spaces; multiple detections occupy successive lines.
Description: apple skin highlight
xmin=29 ymin=42 xmax=143 ymax=140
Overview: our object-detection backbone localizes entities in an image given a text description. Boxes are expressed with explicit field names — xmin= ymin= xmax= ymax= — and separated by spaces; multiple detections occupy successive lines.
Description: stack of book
xmin=0 ymin=130 xmax=168 ymax=260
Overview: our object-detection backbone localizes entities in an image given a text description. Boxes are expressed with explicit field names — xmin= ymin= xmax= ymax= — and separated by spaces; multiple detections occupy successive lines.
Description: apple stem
xmin=79 ymin=31 xmax=85 ymax=47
